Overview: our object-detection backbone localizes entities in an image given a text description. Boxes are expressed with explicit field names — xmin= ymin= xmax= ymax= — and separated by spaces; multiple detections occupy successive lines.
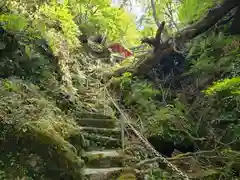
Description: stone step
xmin=76 ymin=118 xmax=117 ymax=129
xmin=117 ymin=169 xmax=138 ymax=180
xmin=83 ymin=150 xmax=127 ymax=168
xmin=72 ymin=111 xmax=115 ymax=120
xmin=82 ymin=167 xmax=122 ymax=180
xmin=68 ymin=133 xmax=121 ymax=154
xmin=82 ymin=133 xmax=121 ymax=150
xmin=80 ymin=127 xmax=121 ymax=139
xmin=82 ymin=167 xmax=137 ymax=180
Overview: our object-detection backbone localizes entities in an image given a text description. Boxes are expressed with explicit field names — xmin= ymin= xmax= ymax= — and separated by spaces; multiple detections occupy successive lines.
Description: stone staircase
xmin=69 ymin=113 xmax=138 ymax=180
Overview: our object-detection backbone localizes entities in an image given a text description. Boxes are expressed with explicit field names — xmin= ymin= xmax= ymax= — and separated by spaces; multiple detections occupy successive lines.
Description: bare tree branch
xmin=151 ymin=0 xmax=161 ymax=27
xmin=165 ymin=1 xmax=179 ymax=31
xmin=136 ymin=149 xmax=240 ymax=168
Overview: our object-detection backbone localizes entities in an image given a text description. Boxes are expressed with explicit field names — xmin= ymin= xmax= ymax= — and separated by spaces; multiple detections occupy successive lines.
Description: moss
xmin=111 ymin=57 xmax=135 ymax=72
xmin=0 ymin=31 xmax=60 ymax=94
xmin=0 ymin=78 xmax=84 ymax=179
xmin=19 ymin=122 xmax=84 ymax=178
xmin=112 ymin=168 xmax=137 ymax=180
xmin=0 ymin=149 xmax=48 ymax=179
xmin=117 ymin=173 xmax=136 ymax=180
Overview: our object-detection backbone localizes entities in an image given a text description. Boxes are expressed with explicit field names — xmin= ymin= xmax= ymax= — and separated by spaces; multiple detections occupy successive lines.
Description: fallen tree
xmin=106 ymin=0 xmax=240 ymax=79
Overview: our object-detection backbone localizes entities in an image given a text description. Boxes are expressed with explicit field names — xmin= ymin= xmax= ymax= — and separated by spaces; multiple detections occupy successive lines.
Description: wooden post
xmin=120 ymin=114 xmax=125 ymax=152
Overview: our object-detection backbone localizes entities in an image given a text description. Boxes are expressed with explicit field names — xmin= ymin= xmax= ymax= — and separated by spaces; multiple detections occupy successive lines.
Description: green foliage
xmin=119 ymin=72 xmax=133 ymax=90
xmin=186 ymin=32 xmax=240 ymax=119
xmin=3 ymin=1 xmax=78 ymax=53
xmin=138 ymin=15 xmax=157 ymax=37
xmin=146 ymin=168 xmax=172 ymax=180
xmin=67 ymin=0 xmax=140 ymax=45
xmin=3 ymin=0 xmax=141 ymax=53
xmin=39 ymin=2 xmax=80 ymax=49
xmin=204 ymin=77 xmax=240 ymax=96
xmin=185 ymin=32 xmax=240 ymax=79
xmin=0 ymin=14 xmax=28 ymax=31
xmin=118 ymin=73 xmax=160 ymax=111
xmin=139 ymin=0 xmax=174 ymax=37
xmin=203 ymin=77 xmax=240 ymax=131
xmin=183 ymin=30 xmax=240 ymax=163
xmin=147 ymin=98 xmax=196 ymax=143
xmin=177 ymin=0 xmax=222 ymax=26
xmin=0 ymin=29 xmax=60 ymax=95
xmin=0 ymin=152 xmax=45 ymax=179
xmin=116 ymin=73 xmax=195 ymax=142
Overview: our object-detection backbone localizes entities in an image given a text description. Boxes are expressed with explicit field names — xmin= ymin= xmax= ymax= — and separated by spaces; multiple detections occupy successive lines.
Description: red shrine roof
xmin=108 ymin=43 xmax=133 ymax=58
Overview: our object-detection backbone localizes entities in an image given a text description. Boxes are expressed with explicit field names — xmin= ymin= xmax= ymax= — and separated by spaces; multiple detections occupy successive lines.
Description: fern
xmin=186 ymin=32 xmax=240 ymax=77
xmin=204 ymin=77 xmax=240 ymax=96
xmin=177 ymin=0 xmax=222 ymax=26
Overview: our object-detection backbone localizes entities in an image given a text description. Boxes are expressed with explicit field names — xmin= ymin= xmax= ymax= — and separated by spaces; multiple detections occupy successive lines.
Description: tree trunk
xmin=108 ymin=0 xmax=240 ymax=78
xmin=229 ymin=6 xmax=240 ymax=35
xmin=175 ymin=0 xmax=240 ymax=42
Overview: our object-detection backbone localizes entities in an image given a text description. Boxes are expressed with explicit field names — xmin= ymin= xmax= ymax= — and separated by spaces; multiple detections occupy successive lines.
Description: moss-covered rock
xmin=0 ymin=78 xmax=84 ymax=179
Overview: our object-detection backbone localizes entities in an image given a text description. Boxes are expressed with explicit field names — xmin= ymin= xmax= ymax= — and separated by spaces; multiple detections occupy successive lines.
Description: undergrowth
xmin=109 ymin=29 xmax=240 ymax=179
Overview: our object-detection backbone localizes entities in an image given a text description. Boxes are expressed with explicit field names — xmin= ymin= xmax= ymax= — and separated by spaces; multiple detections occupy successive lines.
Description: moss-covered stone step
xmin=117 ymin=169 xmax=137 ymax=180
xmin=68 ymin=134 xmax=120 ymax=153
xmin=82 ymin=132 xmax=121 ymax=150
xmin=82 ymin=167 xmax=123 ymax=180
xmin=72 ymin=111 xmax=116 ymax=120
xmin=80 ymin=127 xmax=121 ymax=139
xmin=76 ymin=118 xmax=117 ymax=128
xmin=83 ymin=150 xmax=133 ymax=168
xmin=82 ymin=167 xmax=137 ymax=180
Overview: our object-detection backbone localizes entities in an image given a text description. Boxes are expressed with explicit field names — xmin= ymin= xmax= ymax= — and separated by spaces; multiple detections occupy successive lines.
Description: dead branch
xmin=136 ymin=149 xmax=240 ymax=167
xmin=151 ymin=0 xmax=161 ymax=27
xmin=141 ymin=21 xmax=166 ymax=52
xmin=165 ymin=1 xmax=179 ymax=31
xmin=142 ymin=0 xmax=169 ymax=51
